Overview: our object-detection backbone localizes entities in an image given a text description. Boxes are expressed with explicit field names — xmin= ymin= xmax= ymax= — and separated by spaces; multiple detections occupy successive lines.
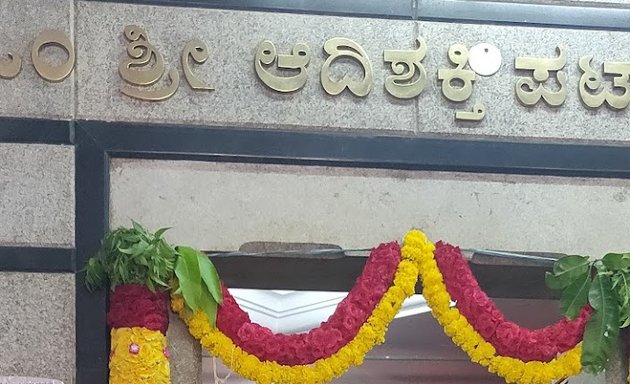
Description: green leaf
xmin=560 ymin=271 xmax=591 ymax=319
xmin=175 ymin=246 xmax=203 ymax=311
xmin=146 ymin=278 xmax=156 ymax=292
xmin=198 ymin=252 xmax=223 ymax=305
xmin=85 ymin=258 xmax=106 ymax=291
xmin=545 ymin=272 xmax=567 ymax=290
xmin=135 ymin=254 xmax=149 ymax=266
xmin=547 ymin=255 xmax=591 ymax=290
xmin=602 ymin=253 xmax=630 ymax=271
xmin=197 ymin=289 xmax=218 ymax=327
xmin=132 ymin=220 xmax=146 ymax=234
xmin=613 ymin=272 xmax=630 ymax=328
xmin=154 ymin=227 xmax=171 ymax=239
xmin=117 ymin=246 xmax=136 ymax=255
xmin=582 ymin=273 xmax=620 ymax=374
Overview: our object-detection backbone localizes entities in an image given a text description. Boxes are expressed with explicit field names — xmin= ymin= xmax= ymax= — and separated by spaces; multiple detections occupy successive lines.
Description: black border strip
xmin=85 ymin=0 xmax=414 ymax=19
xmin=0 ymin=246 xmax=74 ymax=272
xmin=75 ymin=125 xmax=110 ymax=384
xmin=86 ymin=0 xmax=630 ymax=31
xmin=417 ymin=0 xmax=630 ymax=31
xmin=83 ymin=121 xmax=630 ymax=179
xmin=0 ymin=118 xmax=73 ymax=145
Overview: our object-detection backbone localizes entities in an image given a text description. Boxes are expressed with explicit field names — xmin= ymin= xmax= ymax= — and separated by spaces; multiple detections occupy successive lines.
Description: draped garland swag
xmin=87 ymin=224 xmax=630 ymax=384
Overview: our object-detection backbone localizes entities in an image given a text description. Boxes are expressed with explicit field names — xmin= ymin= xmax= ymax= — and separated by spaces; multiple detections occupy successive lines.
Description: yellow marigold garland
xmin=403 ymin=229 xmax=582 ymax=384
xmin=171 ymin=244 xmax=421 ymax=384
xmin=109 ymin=327 xmax=170 ymax=384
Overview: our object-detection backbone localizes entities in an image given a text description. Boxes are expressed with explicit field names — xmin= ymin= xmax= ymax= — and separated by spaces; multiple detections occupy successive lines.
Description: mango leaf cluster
xmin=546 ymin=252 xmax=630 ymax=374
xmin=173 ymin=246 xmax=222 ymax=326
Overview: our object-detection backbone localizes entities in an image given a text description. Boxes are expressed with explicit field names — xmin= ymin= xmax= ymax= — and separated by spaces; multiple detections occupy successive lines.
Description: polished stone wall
xmin=0 ymin=143 xmax=75 ymax=383
xmin=3 ymin=0 xmax=630 ymax=383
xmin=0 ymin=272 xmax=75 ymax=384
xmin=0 ymin=144 xmax=74 ymax=247
xmin=73 ymin=1 xmax=630 ymax=142
xmin=110 ymin=159 xmax=630 ymax=256
xmin=0 ymin=0 xmax=74 ymax=119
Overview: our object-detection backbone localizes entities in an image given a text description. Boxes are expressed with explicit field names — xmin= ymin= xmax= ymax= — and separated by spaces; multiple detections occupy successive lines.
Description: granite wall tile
xmin=74 ymin=1 xmax=630 ymax=142
xmin=0 ymin=272 xmax=75 ymax=384
xmin=75 ymin=2 xmax=416 ymax=134
xmin=414 ymin=21 xmax=630 ymax=141
xmin=0 ymin=0 xmax=74 ymax=119
xmin=110 ymin=158 xmax=630 ymax=257
xmin=0 ymin=143 xmax=74 ymax=247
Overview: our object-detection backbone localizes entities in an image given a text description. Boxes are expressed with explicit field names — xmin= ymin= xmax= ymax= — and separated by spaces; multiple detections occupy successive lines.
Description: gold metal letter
xmin=182 ymin=39 xmax=213 ymax=91
xmin=0 ymin=53 xmax=21 ymax=79
xmin=455 ymin=102 xmax=486 ymax=121
xmin=579 ymin=56 xmax=630 ymax=110
xmin=383 ymin=37 xmax=428 ymax=99
xmin=31 ymin=30 xmax=75 ymax=82
xmin=321 ymin=38 xmax=372 ymax=97
xmin=121 ymin=68 xmax=180 ymax=101
xmin=514 ymin=46 xmax=567 ymax=107
xmin=438 ymin=44 xmax=475 ymax=102
xmin=118 ymin=25 xmax=179 ymax=102
xmin=255 ymin=40 xmax=311 ymax=93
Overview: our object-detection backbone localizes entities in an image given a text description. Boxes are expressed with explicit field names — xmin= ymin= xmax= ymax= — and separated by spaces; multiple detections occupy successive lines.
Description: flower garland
xmin=434 ymin=241 xmax=591 ymax=362
xmin=216 ymin=242 xmax=401 ymax=365
xmin=171 ymin=240 xmax=421 ymax=384
xmin=403 ymin=229 xmax=582 ymax=384
xmin=108 ymin=284 xmax=171 ymax=384
xmin=110 ymin=327 xmax=170 ymax=384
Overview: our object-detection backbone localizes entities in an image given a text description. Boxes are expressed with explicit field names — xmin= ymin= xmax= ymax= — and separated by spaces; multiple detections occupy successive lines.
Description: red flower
xmin=476 ymin=312 xmax=500 ymax=339
xmin=494 ymin=323 xmax=522 ymax=350
xmin=107 ymin=284 xmax=169 ymax=334
xmin=434 ymin=242 xmax=590 ymax=362
xmin=214 ymin=242 xmax=402 ymax=365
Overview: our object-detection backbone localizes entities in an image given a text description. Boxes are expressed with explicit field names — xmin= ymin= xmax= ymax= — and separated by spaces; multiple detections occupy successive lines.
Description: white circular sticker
xmin=469 ymin=43 xmax=502 ymax=76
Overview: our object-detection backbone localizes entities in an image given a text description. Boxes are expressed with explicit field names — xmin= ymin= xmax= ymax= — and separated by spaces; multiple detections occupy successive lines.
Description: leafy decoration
xmin=85 ymin=221 xmax=176 ymax=292
xmin=174 ymin=246 xmax=222 ymax=326
xmin=545 ymin=255 xmax=590 ymax=290
xmin=613 ymin=272 xmax=630 ymax=328
xmin=84 ymin=221 xmax=223 ymax=326
xmin=602 ymin=253 xmax=630 ymax=271
xmin=560 ymin=270 xmax=591 ymax=320
xmin=582 ymin=273 xmax=619 ymax=373
xmin=546 ymin=253 xmax=630 ymax=374
xmin=175 ymin=246 xmax=203 ymax=311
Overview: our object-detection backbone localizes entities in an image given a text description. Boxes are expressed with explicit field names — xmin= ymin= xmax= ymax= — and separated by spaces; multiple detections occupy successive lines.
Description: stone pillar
xmin=167 ymin=311 xmax=202 ymax=384
xmin=604 ymin=342 xmax=628 ymax=384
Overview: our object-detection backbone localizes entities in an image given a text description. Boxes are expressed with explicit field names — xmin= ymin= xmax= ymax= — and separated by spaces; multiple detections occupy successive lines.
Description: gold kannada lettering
xmin=31 ymin=30 xmax=75 ymax=82
xmin=455 ymin=102 xmax=486 ymax=121
xmin=514 ymin=46 xmax=567 ymax=107
xmin=320 ymin=38 xmax=372 ymax=97
xmin=579 ymin=56 xmax=630 ymax=110
xmin=0 ymin=52 xmax=21 ymax=79
xmin=383 ymin=37 xmax=427 ymax=99
xmin=119 ymin=25 xmax=179 ymax=101
xmin=254 ymin=40 xmax=311 ymax=93
xmin=438 ymin=44 xmax=475 ymax=102
xmin=181 ymin=39 xmax=213 ymax=91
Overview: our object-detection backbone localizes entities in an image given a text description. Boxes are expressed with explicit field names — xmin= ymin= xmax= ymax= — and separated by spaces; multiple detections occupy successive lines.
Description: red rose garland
xmin=434 ymin=241 xmax=590 ymax=362
xmin=107 ymin=283 xmax=170 ymax=334
xmin=215 ymin=242 xmax=401 ymax=365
